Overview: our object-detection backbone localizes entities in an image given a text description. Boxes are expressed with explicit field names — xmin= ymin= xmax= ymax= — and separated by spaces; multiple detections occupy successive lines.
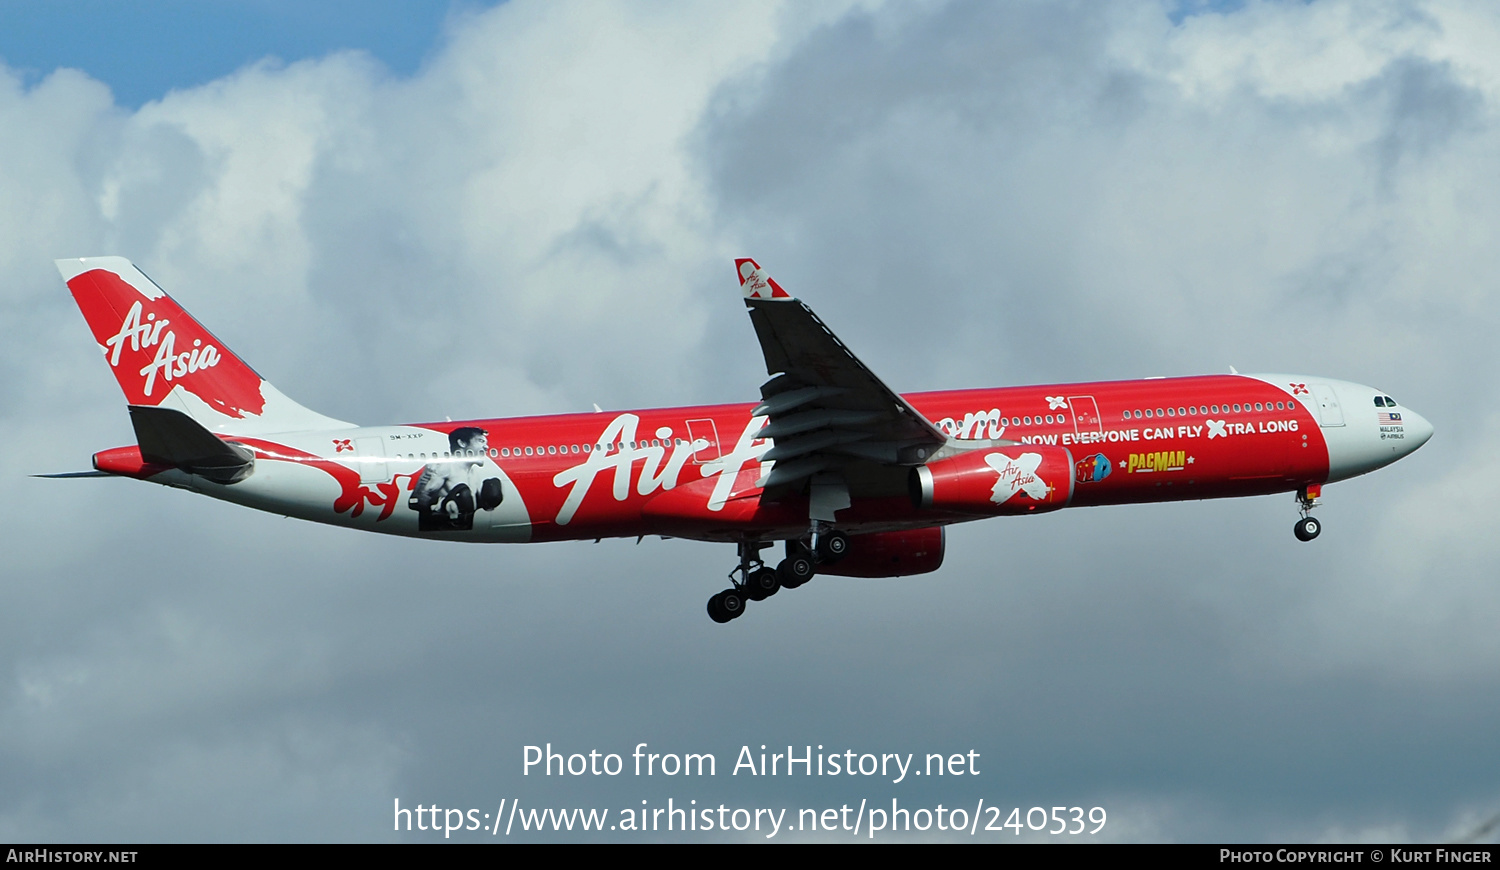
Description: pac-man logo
xmin=1126 ymin=451 xmax=1187 ymax=473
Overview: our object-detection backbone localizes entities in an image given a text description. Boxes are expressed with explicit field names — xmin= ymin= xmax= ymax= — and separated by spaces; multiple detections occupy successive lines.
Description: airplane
xmin=48 ymin=256 xmax=1434 ymax=623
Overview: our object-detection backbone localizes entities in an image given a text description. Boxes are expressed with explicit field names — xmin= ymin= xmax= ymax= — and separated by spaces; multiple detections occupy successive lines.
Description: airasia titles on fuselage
xmin=176 ymin=374 xmax=1334 ymax=545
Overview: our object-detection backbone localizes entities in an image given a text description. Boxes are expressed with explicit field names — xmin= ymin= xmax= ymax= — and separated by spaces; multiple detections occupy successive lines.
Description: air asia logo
xmin=1290 ymin=383 xmax=1309 ymax=395
xmin=69 ymin=267 xmax=266 ymax=418
xmin=1206 ymin=419 xmax=1228 ymax=439
xmin=105 ymin=300 xmax=222 ymax=398
xmin=737 ymin=260 xmax=790 ymax=300
xmin=552 ymin=413 xmax=734 ymax=524
xmin=984 ymin=452 xmax=1050 ymax=503
xmin=1046 ymin=396 xmax=1069 ymax=410
xmin=333 ymin=439 xmax=354 ymax=453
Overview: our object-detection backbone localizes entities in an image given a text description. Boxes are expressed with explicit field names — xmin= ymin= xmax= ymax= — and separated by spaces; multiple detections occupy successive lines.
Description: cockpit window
xmin=1374 ymin=397 xmax=1386 ymax=407
xmin=1384 ymin=396 xmax=1396 ymax=407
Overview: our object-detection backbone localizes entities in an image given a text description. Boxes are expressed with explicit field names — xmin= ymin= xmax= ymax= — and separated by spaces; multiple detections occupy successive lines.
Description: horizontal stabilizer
xmin=32 ymin=470 xmax=113 ymax=478
xmin=128 ymin=405 xmax=255 ymax=484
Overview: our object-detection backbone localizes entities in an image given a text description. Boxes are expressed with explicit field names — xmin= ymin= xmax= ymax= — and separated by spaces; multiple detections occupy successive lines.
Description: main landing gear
xmin=707 ymin=530 xmax=851 ymax=624
xmin=1293 ymin=484 xmax=1323 ymax=542
xmin=707 ymin=542 xmax=770 ymax=624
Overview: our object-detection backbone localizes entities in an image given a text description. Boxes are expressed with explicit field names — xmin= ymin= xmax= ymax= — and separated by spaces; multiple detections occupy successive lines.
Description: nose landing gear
xmin=1294 ymin=516 xmax=1322 ymax=541
xmin=1294 ymin=485 xmax=1322 ymax=542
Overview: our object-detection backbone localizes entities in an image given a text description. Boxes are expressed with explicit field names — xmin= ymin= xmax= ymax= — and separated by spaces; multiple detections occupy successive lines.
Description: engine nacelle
xmin=818 ymin=527 xmax=945 ymax=578
xmin=910 ymin=445 xmax=1074 ymax=515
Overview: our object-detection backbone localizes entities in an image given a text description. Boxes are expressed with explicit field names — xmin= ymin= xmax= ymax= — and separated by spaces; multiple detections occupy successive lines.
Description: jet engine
xmin=910 ymin=445 xmax=1074 ymax=515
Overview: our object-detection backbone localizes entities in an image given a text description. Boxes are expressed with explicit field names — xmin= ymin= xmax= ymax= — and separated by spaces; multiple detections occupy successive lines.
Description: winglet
xmin=735 ymin=258 xmax=794 ymax=300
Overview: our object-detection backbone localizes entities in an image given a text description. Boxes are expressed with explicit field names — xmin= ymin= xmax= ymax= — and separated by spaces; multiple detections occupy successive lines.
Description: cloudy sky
xmin=3 ymin=0 xmax=1497 ymax=843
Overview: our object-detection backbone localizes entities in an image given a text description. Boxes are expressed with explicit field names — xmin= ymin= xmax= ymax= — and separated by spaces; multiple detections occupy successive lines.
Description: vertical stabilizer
xmin=58 ymin=257 xmax=353 ymax=435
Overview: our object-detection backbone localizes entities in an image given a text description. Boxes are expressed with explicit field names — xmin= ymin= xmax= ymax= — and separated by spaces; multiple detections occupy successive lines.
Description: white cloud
xmin=4 ymin=0 xmax=1500 ymax=842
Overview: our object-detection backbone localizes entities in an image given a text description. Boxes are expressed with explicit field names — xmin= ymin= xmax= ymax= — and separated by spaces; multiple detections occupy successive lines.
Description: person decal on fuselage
xmin=410 ymin=427 xmax=504 ymax=532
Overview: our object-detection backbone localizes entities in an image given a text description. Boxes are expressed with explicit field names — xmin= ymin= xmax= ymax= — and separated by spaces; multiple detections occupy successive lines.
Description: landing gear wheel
xmin=816 ymin=530 xmax=849 ymax=564
xmin=777 ymin=555 xmax=815 ymax=589
xmin=707 ymin=589 xmax=746 ymax=622
xmin=1294 ymin=516 xmax=1322 ymax=542
xmin=707 ymin=592 xmax=731 ymax=623
xmin=745 ymin=567 xmax=780 ymax=601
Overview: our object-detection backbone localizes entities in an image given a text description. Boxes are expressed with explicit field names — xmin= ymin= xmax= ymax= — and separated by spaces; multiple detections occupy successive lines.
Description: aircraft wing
xmin=735 ymin=258 xmax=948 ymax=495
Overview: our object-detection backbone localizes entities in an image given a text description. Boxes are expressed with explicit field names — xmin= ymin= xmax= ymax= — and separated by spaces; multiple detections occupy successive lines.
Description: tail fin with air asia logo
xmin=57 ymin=257 xmax=352 ymax=436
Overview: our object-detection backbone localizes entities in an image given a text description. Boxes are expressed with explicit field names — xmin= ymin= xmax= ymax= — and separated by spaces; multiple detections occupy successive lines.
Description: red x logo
xmin=333 ymin=439 xmax=353 ymax=453
xmin=1289 ymin=383 xmax=1308 ymax=395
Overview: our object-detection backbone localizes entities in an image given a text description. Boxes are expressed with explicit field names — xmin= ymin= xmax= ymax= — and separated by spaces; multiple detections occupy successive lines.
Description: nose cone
xmin=1319 ymin=382 xmax=1434 ymax=483
xmin=1402 ymin=408 xmax=1434 ymax=453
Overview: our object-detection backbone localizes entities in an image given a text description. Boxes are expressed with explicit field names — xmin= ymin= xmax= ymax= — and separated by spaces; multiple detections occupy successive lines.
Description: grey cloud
xmin=1371 ymin=58 xmax=1485 ymax=179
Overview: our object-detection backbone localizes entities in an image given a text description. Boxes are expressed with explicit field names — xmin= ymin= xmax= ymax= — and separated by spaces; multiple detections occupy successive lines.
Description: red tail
xmin=59 ymin=257 xmax=351 ymax=435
